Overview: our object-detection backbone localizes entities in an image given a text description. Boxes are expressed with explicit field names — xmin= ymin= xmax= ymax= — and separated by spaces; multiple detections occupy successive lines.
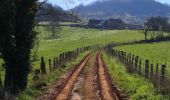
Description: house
xmin=87 ymin=18 xmax=144 ymax=30
xmin=87 ymin=19 xmax=105 ymax=29
xmin=87 ymin=19 xmax=125 ymax=29
xmin=103 ymin=19 xmax=125 ymax=29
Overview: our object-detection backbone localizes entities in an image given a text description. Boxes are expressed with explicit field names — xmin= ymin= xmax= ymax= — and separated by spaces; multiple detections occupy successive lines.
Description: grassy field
xmin=35 ymin=26 xmax=145 ymax=65
xmin=0 ymin=25 xmax=169 ymax=99
xmin=0 ymin=26 xmax=145 ymax=83
xmin=103 ymin=52 xmax=170 ymax=99
xmin=114 ymin=41 xmax=170 ymax=75
xmin=13 ymin=26 xmax=145 ymax=99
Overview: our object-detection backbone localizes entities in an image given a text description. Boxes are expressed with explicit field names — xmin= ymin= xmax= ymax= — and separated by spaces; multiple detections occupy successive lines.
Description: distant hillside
xmin=36 ymin=3 xmax=80 ymax=22
xmin=73 ymin=0 xmax=170 ymax=24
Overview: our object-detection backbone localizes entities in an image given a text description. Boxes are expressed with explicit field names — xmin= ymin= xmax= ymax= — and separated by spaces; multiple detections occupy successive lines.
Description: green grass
xmin=0 ymin=26 xmax=145 ymax=92
xmin=114 ymin=41 xmax=170 ymax=75
xmin=17 ymin=26 xmax=147 ymax=99
xmin=103 ymin=52 xmax=170 ymax=99
xmin=17 ymin=51 xmax=90 ymax=100
xmin=0 ymin=26 xmax=168 ymax=99
xmin=35 ymin=26 xmax=145 ymax=63
xmin=28 ymin=26 xmax=147 ymax=73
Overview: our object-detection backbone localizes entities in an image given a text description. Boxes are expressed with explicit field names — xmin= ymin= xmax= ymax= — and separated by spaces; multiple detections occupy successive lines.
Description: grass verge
xmin=16 ymin=51 xmax=90 ymax=100
xmin=103 ymin=52 xmax=170 ymax=100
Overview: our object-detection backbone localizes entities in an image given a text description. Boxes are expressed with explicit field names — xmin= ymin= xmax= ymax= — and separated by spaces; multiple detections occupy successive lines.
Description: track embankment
xmin=97 ymin=51 xmax=119 ymax=100
xmin=36 ymin=52 xmax=93 ymax=100
xmin=55 ymin=52 xmax=91 ymax=100
xmin=37 ymin=50 xmax=125 ymax=100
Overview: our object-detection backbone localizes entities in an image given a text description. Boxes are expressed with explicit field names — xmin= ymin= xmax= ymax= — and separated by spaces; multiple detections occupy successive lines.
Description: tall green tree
xmin=145 ymin=16 xmax=169 ymax=39
xmin=0 ymin=0 xmax=38 ymax=94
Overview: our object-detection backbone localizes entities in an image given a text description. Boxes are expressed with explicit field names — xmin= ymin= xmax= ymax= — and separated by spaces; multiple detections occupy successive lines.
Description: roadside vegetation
xmin=0 ymin=26 xmax=143 ymax=99
xmin=103 ymin=52 xmax=170 ymax=99
xmin=1 ymin=0 xmax=170 ymax=99
xmin=14 ymin=26 xmax=148 ymax=99
xmin=1 ymin=23 xmax=170 ymax=99
xmin=17 ymin=51 xmax=90 ymax=100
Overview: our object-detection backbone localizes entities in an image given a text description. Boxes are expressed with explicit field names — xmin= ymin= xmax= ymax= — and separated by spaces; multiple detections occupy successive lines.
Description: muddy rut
xmin=69 ymin=52 xmax=100 ymax=100
xmin=37 ymin=51 xmax=122 ymax=100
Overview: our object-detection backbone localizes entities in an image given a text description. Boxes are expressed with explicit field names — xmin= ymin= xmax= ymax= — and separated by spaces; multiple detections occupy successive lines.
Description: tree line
xmin=144 ymin=16 xmax=170 ymax=41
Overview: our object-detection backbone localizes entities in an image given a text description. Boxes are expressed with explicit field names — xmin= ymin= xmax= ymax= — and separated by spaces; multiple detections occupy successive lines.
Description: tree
xmin=145 ymin=16 xmax=169 ymax=39
xmin=37 ymin=3 xmax=62 ymax=39
xmin=0 ymin=0 xmax=39 ymax=94
xmin=143 ymin=26 xmax=149 ymax=41
xmin=0 ymin=0 xmax=76 ymax=95
xmin=45 ymin=24 xmax=61 ymax=39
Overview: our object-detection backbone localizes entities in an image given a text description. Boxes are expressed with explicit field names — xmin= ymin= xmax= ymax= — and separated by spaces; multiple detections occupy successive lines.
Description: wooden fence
xmin=33 ymin=44 xmax=102 ymax=81
xmin=106 ymin=45 xmax=170 ymax=94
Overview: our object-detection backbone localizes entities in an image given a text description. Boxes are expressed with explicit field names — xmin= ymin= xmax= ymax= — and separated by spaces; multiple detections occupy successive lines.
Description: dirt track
xmin=97 ymin=51 xmax=119 ymax=100
xmin=37 ymin=51 xmax=122 ymax=100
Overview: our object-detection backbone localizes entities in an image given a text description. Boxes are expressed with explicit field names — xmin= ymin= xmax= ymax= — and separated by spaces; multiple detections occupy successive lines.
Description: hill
xmin=35 ymin=3 xmax=80 ymax=22
xmin=73 ymin=0 xmax=170 ymax=24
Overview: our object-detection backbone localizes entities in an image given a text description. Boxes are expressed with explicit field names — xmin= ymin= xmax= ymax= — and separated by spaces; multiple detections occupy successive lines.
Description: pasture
xmin=114 ymin=41 xmax=170 ymax=75
xmin=33 ymin=26 xmax=145 ymax=67
xmin=0 ymin=25 xmax=169 ymax=99
xmin=13 ymin=26 xmax=146 ymax=99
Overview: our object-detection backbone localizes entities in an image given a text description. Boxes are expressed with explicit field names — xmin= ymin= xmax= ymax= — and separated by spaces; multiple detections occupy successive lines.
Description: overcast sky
xmin=47 ymin=0 xmax=170 ymax=10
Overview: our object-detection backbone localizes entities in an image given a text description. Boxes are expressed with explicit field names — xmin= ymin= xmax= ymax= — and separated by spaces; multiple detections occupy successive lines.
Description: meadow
xmin=33 ymin=26 xmax=146 ymax=68
xmin=103 ymin=52 xmax=170 ymax=99
xmin=114 ymin=41 xmax=170 ymax=75
xmin=0 ymin=26 xmax=145 ymax=82
xmin=15 ymin=26 xmax=146 ymax=99
xmin=0 ymin=25 xmax=169 ymax=99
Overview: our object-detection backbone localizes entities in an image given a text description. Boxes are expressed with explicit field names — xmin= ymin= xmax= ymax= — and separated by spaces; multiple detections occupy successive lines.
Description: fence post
xmin=123 ymin=52 xmax=126 ymax=63
xmin=53 ymin=57 xmax=56 ymax=68
xmin=131 ymin=55 xmax=135 ymax=71
xmin=150 ymin=64 xmax=154 ymax=79
xmin=161 ymin=65 xmax=166 ymax=82
xmin=135 ymin=56 xmax=139 ymax=71
xmin=49 ymin=59 xmax=52 ymax=73
xmin=128 ymin=53 xmax=131 ymax=66
xmin=139 ymin=59 xmax=142 ymax=74
xmin=132 ymin=55 xmax=134 ymax=64
xmin=33 ymin=69 xmax=40 ymax=81
xmin=145 ymin=60 xmax=149 ymax=78
xmin=156 ymin=63 xmax=159 ymax=79
xmin=40 ymin=57 xmax=47 ymax=74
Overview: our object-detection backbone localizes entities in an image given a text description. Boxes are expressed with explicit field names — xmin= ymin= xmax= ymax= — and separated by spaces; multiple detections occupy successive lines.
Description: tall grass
xmin=17 ymin=51 xmax=90 ymax=100
xmin=103 ymin=52 xmax=170 ymax=99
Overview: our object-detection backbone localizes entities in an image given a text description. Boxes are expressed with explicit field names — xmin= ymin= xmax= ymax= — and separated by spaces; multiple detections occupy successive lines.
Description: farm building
xmin=88 ymin=19 xmax=105 ymax=29
xmin=103 ymin=19 xmax=125 ymax=29
xmin=87 ymin=18 xmax=144 ymax=30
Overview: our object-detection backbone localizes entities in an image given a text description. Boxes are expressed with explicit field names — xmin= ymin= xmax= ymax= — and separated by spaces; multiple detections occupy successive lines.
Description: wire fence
xmin=33 ymin=44 xmax=103 ymax=81
xmin=106 ymin=45 xmax=170 ymax=94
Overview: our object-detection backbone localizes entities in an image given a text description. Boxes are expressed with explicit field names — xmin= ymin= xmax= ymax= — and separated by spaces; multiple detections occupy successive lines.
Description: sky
xmin=47 ymin=0 xmax=170 ymax=10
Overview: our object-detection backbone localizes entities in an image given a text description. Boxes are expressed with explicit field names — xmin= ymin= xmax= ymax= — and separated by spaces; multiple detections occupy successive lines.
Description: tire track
xmin=97 ymin=51 xmax=119 ymax=100
xmin=55 ymin=52 xmax=94 ymax=100
xmin=69 ymin=52 xmax=100 ymax=100
xmin=39 ymin=50 xmax=123 ymax=100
